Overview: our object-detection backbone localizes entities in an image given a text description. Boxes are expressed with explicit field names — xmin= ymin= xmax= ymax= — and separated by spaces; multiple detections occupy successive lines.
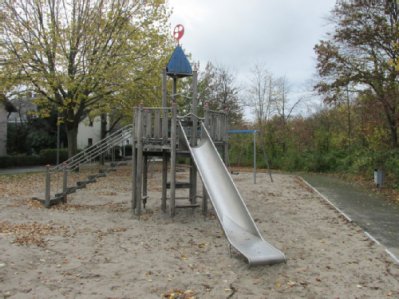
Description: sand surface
xmin=0 ymin=165 xmax=398 ymax=298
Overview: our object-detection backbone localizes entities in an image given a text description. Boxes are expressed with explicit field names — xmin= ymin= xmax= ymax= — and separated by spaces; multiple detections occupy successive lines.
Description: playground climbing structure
xmin=36 ymin=39 xmax=285 ymax=265
xmin=131 ymin=45 xmax=285 ymax=265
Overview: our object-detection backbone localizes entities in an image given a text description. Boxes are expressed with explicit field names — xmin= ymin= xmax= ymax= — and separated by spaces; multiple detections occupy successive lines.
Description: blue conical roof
xmin=166 ymin=45 xmax=192 ymax=78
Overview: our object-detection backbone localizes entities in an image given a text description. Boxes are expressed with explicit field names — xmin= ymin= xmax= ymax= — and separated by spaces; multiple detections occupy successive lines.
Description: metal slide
xmin=179 ymin=122 xmax=286 ymax=266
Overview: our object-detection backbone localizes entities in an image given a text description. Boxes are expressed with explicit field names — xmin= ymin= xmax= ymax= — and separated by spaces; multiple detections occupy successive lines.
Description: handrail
xmin=51 ymin=124 xmax=132 ymax=172
xmin=208 ymin=109 xmax=226 ymax=115
xmin=135 ymin=107 xmax=172 ymax=111
xmin=177 ymin=112 xmax=204 ymax=121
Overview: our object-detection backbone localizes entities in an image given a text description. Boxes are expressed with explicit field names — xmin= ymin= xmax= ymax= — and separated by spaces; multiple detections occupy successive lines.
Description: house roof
xmin=0 ymin=94 xmax=17 ymax=113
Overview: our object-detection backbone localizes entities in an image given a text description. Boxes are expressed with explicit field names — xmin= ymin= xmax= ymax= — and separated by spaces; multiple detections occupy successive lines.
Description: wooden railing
xmin=133 ymin=105 xmax=227 ymax=145
xmin=205 ymin=109 xmax=228 ymax=142
xmin=133 ymin=107 xmax=172 ymax=142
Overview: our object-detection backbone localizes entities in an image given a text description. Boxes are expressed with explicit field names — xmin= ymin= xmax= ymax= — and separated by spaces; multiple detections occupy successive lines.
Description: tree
xmin=314 ymin=0 xmax=399 ymax=148
xmin=274 ymin=76 xmax=302 ymax=126
xmin=197 ymin=62 xmax=243 ymax=126
xmin=0 ymin=0 xmax=172 ymax=157
xmin=246 ymin=64 xmax=275 ymax=125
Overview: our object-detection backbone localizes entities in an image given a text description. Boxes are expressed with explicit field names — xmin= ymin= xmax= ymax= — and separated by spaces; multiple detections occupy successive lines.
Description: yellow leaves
xmin=197 ymin=242 xmax=207 ymax=249
xmin=0 ymin=221 xmax=70 ymax=247
xmin=0 ymin=173 xmax=43 ymax=199
xmin=163 ymin=289 xmax=195 ymax=299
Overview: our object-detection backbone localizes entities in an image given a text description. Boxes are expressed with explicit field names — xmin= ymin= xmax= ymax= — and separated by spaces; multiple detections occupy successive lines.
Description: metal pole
xmin=253 ymin=131 xmax=256 ymax=184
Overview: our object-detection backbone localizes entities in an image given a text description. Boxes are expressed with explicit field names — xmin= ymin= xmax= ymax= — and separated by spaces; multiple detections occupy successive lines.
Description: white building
xmin=77 ymin=116 xmax=104 ymax=149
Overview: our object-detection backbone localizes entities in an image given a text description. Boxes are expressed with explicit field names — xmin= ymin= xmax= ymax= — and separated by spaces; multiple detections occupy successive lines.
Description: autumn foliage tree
xmin=314 ymin=0 xmax=399 ymax=148
xmin=0 ymin=0 xmax=172 ymax=157
xmin=197 ymin=63 xmax=243 ymax=126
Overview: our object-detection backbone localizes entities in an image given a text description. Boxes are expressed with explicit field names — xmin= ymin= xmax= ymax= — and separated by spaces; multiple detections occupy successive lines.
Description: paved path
xmin=301 ymin=173 xmax=399 ymax=263
xmin=0 ymin=166 xmax=46 ymax=175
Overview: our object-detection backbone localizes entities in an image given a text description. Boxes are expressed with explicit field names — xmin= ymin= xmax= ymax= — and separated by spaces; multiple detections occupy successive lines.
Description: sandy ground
xmin=0 ymin=165 xmax=399 ymax=299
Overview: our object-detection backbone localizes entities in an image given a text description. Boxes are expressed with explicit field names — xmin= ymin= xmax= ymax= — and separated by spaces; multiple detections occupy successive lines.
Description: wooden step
xmin=175 ymin=204 xmax=200 ymax=209
xmin=87 ymin=175 xmax=98 ymax=181
xmin=66 ymin=186 xmax=77 ymax=194
xmin=166 ymin=182 xmax=191 ymax=189
xmin=76 ymin=181 xmax=88 ymax=189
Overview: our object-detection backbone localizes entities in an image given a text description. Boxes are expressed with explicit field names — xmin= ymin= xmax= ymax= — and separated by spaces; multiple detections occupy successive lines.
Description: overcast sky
xmin=167 ymin=0 xmax=337 ymax=117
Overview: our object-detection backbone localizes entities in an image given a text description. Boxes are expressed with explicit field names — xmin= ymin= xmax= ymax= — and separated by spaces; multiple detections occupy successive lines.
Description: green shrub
xmin=123 ymin=144 xmax=132 ymax=156
xmin=0 ymin=154 xmax=42 ymax=168
xmin=39 ymin=148 xmax=68 ymax=165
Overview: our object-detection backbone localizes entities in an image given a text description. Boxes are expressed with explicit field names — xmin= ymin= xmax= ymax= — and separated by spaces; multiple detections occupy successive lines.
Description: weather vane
xmin=173 ymin=24 xmax=184 ymax=44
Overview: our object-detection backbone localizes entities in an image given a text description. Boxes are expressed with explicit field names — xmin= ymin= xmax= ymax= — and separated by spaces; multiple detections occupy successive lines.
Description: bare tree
xmin=246 ymin=64 xmax=275 ymax=125
xmin=274 ymin=76 xmax=302 ymax=125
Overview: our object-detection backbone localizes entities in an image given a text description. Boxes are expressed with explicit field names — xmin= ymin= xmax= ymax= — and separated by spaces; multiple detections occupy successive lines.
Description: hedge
xmin=0 ymin=148 xmax=68 ymax=168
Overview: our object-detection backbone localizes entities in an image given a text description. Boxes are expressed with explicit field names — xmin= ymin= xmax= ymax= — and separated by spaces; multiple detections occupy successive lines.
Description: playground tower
xmin=131 ymin=44 xmax=228 ymax=217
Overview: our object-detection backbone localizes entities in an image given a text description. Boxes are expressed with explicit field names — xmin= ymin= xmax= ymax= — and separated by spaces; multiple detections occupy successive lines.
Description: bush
xmin=0 ymin=148 xmax=69 ymax=168
xmin=39 ymin=148 xmax=68 ymax=165
xmin=123 ymin=144 xmax=132 ymax=156
xmin=0 ymin=154 xmax=42 ymax=168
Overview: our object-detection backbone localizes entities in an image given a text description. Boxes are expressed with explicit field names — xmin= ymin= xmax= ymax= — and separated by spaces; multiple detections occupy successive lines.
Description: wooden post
xmin=202 ymin=186 xmax=208 ymax=217
xmin=131 ymin=108 xmax=137 ymax=212
xmin=191 ymin=70 xmax=198 ymax=145
xmin=135 ymin=106 xmax=144 ymax=216
xmin=204 ymin=101 xmax=209 ymax=134
xmin=44 ymin=165 xmax=51 ymax=208
xmin=154 ymin=109 xmax=161 ymax=138
xmin=162 ymin=70 xmax=168 ymax=141
xmin=143 ymin=155 xmax=148 ymax=209
xmin=170 ymin=101 xmax=177 ymax=217
xmin=161 ymin=151 xmax=168 ymax=212
xmin=190 ymin=70 xmax=198 ymax=205
xmin=162 ymin=69 xmax=167 ymax=108
xmin=202 ymin=103 xmax=210 ymax=216
xmin=223 ymin=109 xmax=229 ymax=164
xmin=62 ymin=163 xmax=68 ymax=203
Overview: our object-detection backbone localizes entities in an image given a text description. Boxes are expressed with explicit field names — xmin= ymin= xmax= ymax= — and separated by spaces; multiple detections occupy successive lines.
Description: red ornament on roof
xmin=173 ymin=24 xmax=184 ymax=43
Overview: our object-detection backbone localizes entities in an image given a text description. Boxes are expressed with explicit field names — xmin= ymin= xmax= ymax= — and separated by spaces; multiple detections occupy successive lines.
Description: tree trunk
xmin=100 ymin=113 xmax=107 ymax=139
xmin=389 ymin=119 xmax=398 ymax=148
xmin=100 ymin=113 xmax=107 ymax=165
xmin=66 ymin=126 xmax=78 ymax=158
xmin=380 ymin=94 xmax=398 ymax=148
